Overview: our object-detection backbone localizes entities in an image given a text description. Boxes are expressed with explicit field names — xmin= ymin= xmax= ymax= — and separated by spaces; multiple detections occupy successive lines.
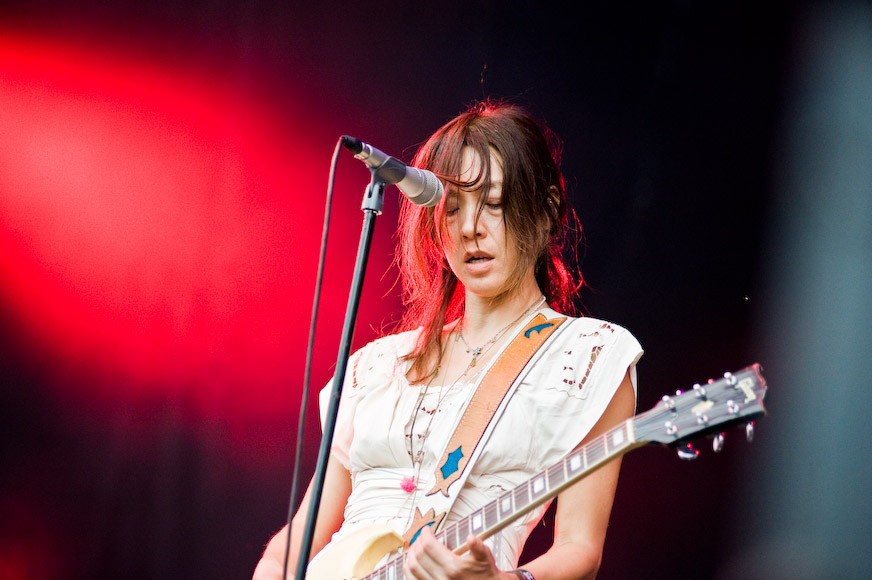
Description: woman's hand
xmin=403 ymin=526 xmax=511 ymax=580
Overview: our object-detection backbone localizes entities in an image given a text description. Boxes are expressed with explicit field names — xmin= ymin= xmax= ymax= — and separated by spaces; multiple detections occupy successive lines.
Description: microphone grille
xmin=416 ymin=170 xmax=444 ymax=207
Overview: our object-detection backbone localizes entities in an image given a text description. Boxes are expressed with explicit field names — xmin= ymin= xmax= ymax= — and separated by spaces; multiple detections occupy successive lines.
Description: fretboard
xmin=363 ymin=419 xmax=641 ymax=580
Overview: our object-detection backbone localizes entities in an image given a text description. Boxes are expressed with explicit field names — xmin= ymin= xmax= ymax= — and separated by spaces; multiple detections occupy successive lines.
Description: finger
xmin=415 ymin=527 xmax=462 ymax=579
xmin=404 ymin=545 xmax=437 ymax=580
xmin=466 ymin=534 xmax=492 ymax=562
xmin=405 ymin=528 xmax=444 ymax=580
xmin=463 ymin=534 xmax=500 ymax=576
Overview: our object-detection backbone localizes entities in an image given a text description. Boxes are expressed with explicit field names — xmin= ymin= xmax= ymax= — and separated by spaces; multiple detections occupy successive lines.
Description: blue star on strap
xmin=409 ymin=521 xmax=436 ymax=546
xmin=525 ymin=322 xmax=554 ymax=338
xmin=439 ymin=446 xmax=464 ymax=480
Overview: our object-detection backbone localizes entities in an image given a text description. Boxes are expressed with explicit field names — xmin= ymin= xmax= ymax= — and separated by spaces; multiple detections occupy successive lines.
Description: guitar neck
xmin=439 ymin=419 xmax=643 ymax=552
xmin=367 ymin=419 xmax=644 ymax=579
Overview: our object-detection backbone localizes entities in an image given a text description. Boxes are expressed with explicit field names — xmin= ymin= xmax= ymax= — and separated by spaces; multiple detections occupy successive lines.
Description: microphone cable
xmin=281 ymin=135 xmax=346 ymax=580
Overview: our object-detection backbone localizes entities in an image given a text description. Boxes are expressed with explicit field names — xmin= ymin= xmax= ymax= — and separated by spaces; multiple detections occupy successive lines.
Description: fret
xmin=546 ymin=462 xmax=565 ymax=490
xmin=610 ymin=423 xmax=626 ymax=448
xmin=498 ymin=490 xmax=514 ymax=519
xmin=484 ymin=502 xmax=498 ymax=529
xmin=625 ymin=418 xmax=635 ymax=443
xmin=530 ymin=473 xmax=547 ymax=499
xmin=457 ymin=515 xmax=470 ymax=542
xmin=513 ymin=480 xmax=530 ymax=511
xmin=452 ymin=522 xmax=463 ymax=549
xmin=587 ymin=436 xmax=606 ymax=466
xmin=442 ymin=523 xmax=459 ymax=551
xmin=567 ymin=450 xmax=584 ymax=475
xmin=470 ymin=509 xmax=484 ymax=533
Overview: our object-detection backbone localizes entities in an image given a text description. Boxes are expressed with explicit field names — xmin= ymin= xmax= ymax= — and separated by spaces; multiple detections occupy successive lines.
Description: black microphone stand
xmin=294 ymin=169 xmax=386 ymax=580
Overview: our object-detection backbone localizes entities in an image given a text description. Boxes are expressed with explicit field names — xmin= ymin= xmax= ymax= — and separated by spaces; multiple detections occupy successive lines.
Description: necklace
xmin=402 ymin=314 xmax=493 ymax=491
xmin=402 ymin=295 xmax=546 ymax=498
xmin=403 ymin=335 xmax=477 ymax=496
xmin=456 ymin=295 xmax=546 ymax=366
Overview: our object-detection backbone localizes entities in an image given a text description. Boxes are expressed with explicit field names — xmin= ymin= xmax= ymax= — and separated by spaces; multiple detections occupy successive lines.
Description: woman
xmin=254 ymin=102 xmax=642 ymax=580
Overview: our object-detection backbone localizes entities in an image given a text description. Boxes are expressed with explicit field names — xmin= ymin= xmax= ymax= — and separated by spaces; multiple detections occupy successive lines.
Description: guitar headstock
xmin=636 ymin=364 xmax=767 ymax=452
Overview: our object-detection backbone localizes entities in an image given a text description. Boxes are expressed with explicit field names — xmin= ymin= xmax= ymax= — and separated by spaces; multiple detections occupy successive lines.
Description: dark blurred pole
xmin=719 ymin=3 xmax=872 ymax=579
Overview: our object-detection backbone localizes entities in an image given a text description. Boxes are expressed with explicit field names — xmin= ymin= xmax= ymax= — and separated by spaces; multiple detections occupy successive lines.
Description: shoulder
xmin=528 ymin=313 xmax=643 ymax=394
xmin=564 ymin=316 xmax=638 ymax=342
xmin=546 ymin=312 xmax=641 ymax=350
xmin=344 ymin=328 xmax=421 ymax=388
xmin=354 ymin=327 xmax=421 ymax=362
xmin=560 ymin=315 xmax=643 ymax=363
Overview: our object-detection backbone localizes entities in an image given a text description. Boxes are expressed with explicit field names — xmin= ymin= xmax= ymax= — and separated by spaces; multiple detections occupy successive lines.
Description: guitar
xmin=306 ymin=364 xmax=768 ymax=580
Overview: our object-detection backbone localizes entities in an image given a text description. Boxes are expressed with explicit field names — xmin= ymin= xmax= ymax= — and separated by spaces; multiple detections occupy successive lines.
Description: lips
xmin=464 ymin=251 xmax=493 ymax=263
xmin=462 ymin=251 xmax=495 ymax=275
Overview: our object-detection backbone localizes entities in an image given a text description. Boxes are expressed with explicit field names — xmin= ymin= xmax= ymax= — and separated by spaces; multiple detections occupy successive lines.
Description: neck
xmin=460 ymin=275 xmax=544 ymax=343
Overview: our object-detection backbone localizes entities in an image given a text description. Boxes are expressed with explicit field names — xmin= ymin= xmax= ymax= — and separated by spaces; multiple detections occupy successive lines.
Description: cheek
xmin=434 ymin=213 xmax=455 ymax=247
xmin=487 ymin=216 xmax=508 ymax=246
xmin=438 ymin=222 xmax=461 ymax=253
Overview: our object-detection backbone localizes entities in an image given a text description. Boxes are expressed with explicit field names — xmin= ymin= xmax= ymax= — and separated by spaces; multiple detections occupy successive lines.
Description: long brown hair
xmin=397 ymin=101 xmax=581 ymax=382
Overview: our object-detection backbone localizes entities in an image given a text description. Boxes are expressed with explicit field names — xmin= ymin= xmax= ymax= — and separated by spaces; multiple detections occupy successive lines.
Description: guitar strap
xmin=402 ymin=310 xmax=569 ymax=547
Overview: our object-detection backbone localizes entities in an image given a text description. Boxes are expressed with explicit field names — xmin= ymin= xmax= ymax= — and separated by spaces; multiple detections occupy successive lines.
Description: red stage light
xmin=0 ymin=32 xmax=340 ymax=423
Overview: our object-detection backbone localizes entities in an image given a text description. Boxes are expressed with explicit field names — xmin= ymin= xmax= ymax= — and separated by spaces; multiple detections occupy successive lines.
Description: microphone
xmin=342 ymin=136 xmax=443 ymax=207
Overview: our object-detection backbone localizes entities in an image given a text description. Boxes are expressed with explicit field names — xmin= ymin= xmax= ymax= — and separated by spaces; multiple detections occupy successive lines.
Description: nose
xmin=459 ymin=204 xmax=483 ymax=240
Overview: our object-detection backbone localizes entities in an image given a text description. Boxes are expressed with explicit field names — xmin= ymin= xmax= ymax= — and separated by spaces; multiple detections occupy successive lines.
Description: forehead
xmin=458 ymin=145 xmax=503 ymax=186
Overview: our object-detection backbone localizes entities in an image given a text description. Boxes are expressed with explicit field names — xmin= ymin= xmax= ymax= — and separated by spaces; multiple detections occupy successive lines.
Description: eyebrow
xmin=455 ymin=179 xmax=502 ymax=193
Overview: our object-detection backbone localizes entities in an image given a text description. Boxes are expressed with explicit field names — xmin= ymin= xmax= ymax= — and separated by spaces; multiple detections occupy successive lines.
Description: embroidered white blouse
xmin=319 ymin=311 xmax=643 ymax=570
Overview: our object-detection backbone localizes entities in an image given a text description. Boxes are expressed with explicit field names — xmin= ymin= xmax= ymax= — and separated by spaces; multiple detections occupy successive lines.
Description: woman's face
xmin=440 ymin=147 xmax=522 ymax=300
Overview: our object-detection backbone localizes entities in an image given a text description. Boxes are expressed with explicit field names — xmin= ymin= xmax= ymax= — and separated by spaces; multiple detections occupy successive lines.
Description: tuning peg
xmin=746 ymin=421 xmax=755 ymax=442
xmin=677 ymin=443 xmax=699 ymax=460
xmin=661 ymin=394 xmax=676 ymax=411
xmin=727 ymin=399 xmax=740 ymax=416
xmin=712 ymin=432 xmax=725 ymax=453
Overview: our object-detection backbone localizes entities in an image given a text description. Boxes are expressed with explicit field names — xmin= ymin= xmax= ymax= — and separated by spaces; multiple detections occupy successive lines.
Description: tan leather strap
xmin=426 ymin=312 xmax=567 ymax=497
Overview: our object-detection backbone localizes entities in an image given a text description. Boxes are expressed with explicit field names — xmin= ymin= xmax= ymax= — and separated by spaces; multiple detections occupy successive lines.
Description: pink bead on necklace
xmin=400 ymin=475 xmax=416 ymax=493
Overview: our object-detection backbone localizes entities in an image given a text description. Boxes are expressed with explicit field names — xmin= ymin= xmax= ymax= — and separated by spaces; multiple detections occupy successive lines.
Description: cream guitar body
xmin=306 ymin=525 xmax=403 ymax=580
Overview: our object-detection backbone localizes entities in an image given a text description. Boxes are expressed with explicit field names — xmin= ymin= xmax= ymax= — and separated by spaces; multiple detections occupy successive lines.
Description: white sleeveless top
xmin=319 ymin=313 xmax=643 ymax=570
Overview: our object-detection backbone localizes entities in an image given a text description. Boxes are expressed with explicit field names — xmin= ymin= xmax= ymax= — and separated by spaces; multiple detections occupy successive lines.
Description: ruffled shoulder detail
xmin=345 ymin=329 xmax=418 ymax=391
